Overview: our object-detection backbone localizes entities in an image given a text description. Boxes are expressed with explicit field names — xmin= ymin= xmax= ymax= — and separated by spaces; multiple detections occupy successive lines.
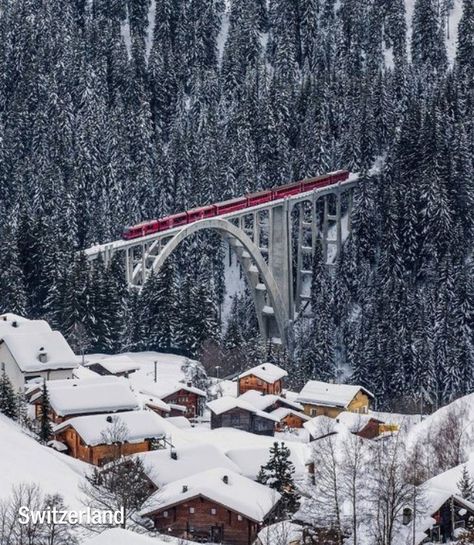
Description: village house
xmin=140 ymin=467 xmax=281 ymax=545
xmin=0 ymin=314 xmax=80 ymax=390
xmin=85 ymin=355 xmax=140 ymax=378
xmin=138 ymin=393 xmax=171 ymax=418
xmin=297 ymin=380 xmax=374 ymax=418
xmin=237 ymin=363 xmax=287 ymax=396
xmin=238 ymin=390 xmax=309 ymax=430
xmin=140 ymin=383 xmax=206 ymax=419
xmin=30 ymin=377 xmax=139 ymax=423
xmin=401 ymin=490 xmax=474 ymax=544
xmin=53 ymin=410 xmax=166 ymax=465
xmin=134 ymin=443 xmax=241 ymax=489
xmin=303 ymin=412 xmax=384 ymax=441
xmin=207 ymin=396 xmax=278 ymax=436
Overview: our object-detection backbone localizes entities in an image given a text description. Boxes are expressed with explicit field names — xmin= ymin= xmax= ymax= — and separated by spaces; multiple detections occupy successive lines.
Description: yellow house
xmin=296 ymin=380 xmax=374 ymax=418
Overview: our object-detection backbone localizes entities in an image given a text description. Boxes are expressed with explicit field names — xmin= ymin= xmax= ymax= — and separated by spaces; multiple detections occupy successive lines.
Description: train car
xmin=187 ymin=204 xmax=217 ymax=223
xmin=215 ymin=196 xmax=248 ymax=215
xmin=246 ymin=189 xmax=273 ymax=207
xmin=330 ymin=170 xmax=350 ymax=183
xmin=301 ymin=173 xmax=332 ymax=192
xmin=158 ymin=212 xmax=188 ymax=230
xmin=122 ymin=220 xmax=159 ymax=240
xmin=272 ymin=180 xmax=303 ymax=199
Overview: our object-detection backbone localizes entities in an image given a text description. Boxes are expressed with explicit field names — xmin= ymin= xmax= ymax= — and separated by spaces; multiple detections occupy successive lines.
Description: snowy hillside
xmin=0 ymin=415 xmax=87 ymax=509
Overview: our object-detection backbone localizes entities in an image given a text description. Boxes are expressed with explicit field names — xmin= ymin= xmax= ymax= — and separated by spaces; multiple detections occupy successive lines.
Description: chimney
xmin=38 ymin=349 xmax=47 ymax=364
xmin=187 ymin=381 xmax=192 ymax=388
xmin=222 ymin=475 xmax=229 ymax=485
xmin=182 ymin=485 xmax=188 ymax=493
xmin=12 ymin=321 xmax=18 ymax=328
xmin=106 ymin=416 xmax=113 ymax=423
xmin=171 ymin=450 xmax=177 ymax=460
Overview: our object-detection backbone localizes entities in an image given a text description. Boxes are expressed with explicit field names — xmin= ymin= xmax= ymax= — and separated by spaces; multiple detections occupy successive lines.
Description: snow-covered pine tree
xmin=257 ymin=441 xmax=300 ymax=516
xmin=0 ymin=370 xmax=17 ymax=420
xmin=39 ymin=381 xmax=53 ymax=444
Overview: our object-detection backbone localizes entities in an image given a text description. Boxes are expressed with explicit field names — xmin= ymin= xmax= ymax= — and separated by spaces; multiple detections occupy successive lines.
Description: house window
xmin=231 ymin=414 xmax=240 ymax=426
xmin=310 ymin=408 xmax=317 ymax=417
xmin=163 ymin=511 xmax=168 ymax=518
xmin=210 ymin=508 xmax=217 ymax=515
xmin=402 ymin=508 xmax=412 ymax=525
xmin=237 ymin=515 xmax=243 ymax=521
xmin=189 ymin=507 xmax=195 ymax=514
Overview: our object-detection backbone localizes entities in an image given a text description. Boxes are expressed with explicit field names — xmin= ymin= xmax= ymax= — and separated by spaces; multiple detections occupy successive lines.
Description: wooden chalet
xmin=30 ymin=377 xmax=139 ymax=423
xmin=297 ymin=380 xmax=374 ymax=419
xmin=238 ymin=390 xmax=309 ymax=430
xmin=237 ymin=363 xmax=287 ymax=396
xmin=53 ymin=410 xmax=166 ymax=466
xmin=140 ymin=468 xmax=281 ymax=545
xmin=303 ymin=412 xmax=384 ymax=442
xmin=207 ymin=397 xmax=279 ymax=436
xmin=141 ymin=383 xmax=206 ymax=420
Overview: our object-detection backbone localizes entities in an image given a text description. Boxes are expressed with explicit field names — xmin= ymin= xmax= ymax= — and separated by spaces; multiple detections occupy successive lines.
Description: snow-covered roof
xmin=335 ymin=411 xmax=382 ymax=432
xmin=27 ymin=375 xmax=120 ymax=396
xmin=209 ymin=379 xmax=238 ymax=398
xmin=1 ymin=330 xmax=80 ymax=372
xmin=163 ymin=416 xmax=191 ymax=429
xmin=225 ymin=446 xmax=307 ymax=480
xmin=139 ymin=393 xmax=171 ymax=413
xmin=87 ymin=355 xmax=140 ymax=375
xmin=140 ymin=382 xmax=206 ymax=400
xmin=270 ymin=407 xmax=310 ymax=422
xmin=297 ymin=380 xmax=374 ymax=408
xmin=73 ymin=365 xmax=100 ymax=379
xmin=0 ymin=313 xmax=32 ymax=325
xmin=141 ymin=467 xmax=281 ymax=522
xmin=207 ymin=396 xmax=280 ymax=422
xmin=257 ymin=521 xmax=304 ymax=545
xmin=135 ymin=444 xmax=241 ymax=487
xmin=53 ymin=410 xmax=166 ymax=446
xmin=303 ymin=415 xmax=337 ymax=439
xmin=35 ymin=381 xmax=139 ymax=416
xmin=239 ymin=389 xmax=303 ymax=411
xmin=238 ymin=362 xmax=287 ymax=384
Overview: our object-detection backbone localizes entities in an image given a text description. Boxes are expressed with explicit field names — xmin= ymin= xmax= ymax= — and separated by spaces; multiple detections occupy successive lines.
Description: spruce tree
xmin=0 ymin=370 xmax=18 ymax=420
xmin=39 ymin=381 xmax=53 ymax=444
xmin=257 ymin=441 xmax=300 ymax=516
xmin=457 ymin=465 xmax=474 ymax=501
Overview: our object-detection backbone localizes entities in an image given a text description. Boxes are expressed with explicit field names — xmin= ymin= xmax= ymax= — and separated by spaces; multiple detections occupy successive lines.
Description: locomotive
xmin=121 ymin=170 xmax=349 ymax=240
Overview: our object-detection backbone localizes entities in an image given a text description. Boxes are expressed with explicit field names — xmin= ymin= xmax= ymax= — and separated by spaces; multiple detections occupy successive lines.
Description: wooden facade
xmin=354 ymin=418 xmax=383 ymax=440
xmin=161 ymin=388 xmax=204 ymax=419
xmin=238 ymin=374 xmax=283 ymax=396
xmin=54 ymin=427 xmax=156 ymax=466
xmin=302 ymin=390 xmax=372 ymax=419
xmin=210 ymin=407 xmax=275 ymax=436
xmin=148 ymin=494 xmax=272 ymax=545
xmin=275 ymin=412 xmax=307 ymax=431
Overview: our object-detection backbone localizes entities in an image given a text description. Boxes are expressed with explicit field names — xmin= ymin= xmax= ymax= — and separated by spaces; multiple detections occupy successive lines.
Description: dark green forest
xmin=0 ymin=0 xmax=472 ymax=409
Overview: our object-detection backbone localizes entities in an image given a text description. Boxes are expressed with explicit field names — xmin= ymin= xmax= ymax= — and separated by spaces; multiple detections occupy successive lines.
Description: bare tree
xmin=341 ymin=430 xmax=370 ymax=545
xmin=0 ymin=483 xmax=77 ymax=545
xmin=299 ymin=428 xmax=345 ymax=545
xmin=367 ymin=433 xmax=421 ymax=545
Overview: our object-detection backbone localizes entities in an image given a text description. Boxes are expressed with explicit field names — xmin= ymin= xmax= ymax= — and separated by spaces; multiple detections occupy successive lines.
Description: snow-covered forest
xmin=0 ymin=0 xmax=472 ymax=410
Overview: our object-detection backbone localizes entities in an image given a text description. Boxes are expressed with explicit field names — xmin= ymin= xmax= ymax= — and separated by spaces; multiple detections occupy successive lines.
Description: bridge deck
xmin=85 ymin=174 xmax=358 ymax=259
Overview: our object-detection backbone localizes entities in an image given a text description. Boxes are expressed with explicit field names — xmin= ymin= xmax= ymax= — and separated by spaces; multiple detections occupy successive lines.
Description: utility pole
xmin=154 ymin=361 xmax=157 ymax=383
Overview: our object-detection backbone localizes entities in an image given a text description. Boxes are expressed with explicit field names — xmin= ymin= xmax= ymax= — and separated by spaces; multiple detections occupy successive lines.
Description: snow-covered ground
xmin=0 ymin=415 xmax=87 ymax=509
xmin=86 ymin=351 xmax=197 ymax=395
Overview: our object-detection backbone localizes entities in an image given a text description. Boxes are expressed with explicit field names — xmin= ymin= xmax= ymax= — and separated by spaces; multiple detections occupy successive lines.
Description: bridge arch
xmin=137 ymin=218 xmax=288 ymax=345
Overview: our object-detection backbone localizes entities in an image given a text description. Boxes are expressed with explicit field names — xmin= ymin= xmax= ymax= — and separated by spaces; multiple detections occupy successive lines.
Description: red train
xmin=122 ymin=170 xmax=349 ymax=240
